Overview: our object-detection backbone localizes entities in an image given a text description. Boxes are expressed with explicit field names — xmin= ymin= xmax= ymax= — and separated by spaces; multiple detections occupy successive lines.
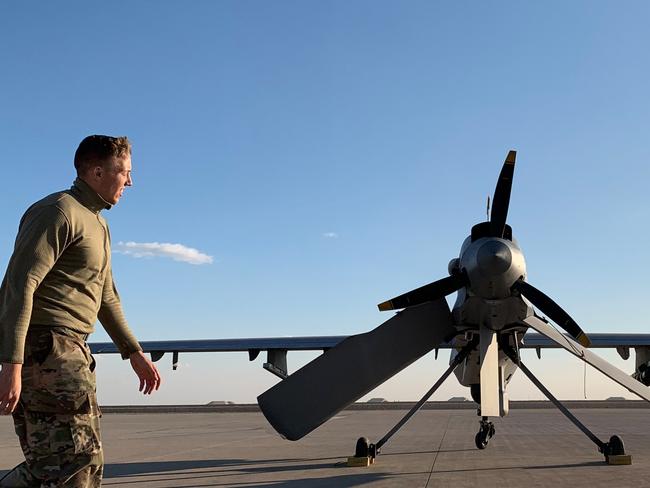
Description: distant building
xmin=367 ymin=397 xmax=387 ymax=403
xmin=447 ymin=396 xmax=470 ymax=402
xmin=606 ymin=397 xmax=626 ymax=401
xmin=207 ymin=401 xmax=235 ymax=405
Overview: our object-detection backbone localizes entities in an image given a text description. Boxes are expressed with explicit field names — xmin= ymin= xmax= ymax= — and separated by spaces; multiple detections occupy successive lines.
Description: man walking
xmin=0 ymin=135 xmax=161 ymax=487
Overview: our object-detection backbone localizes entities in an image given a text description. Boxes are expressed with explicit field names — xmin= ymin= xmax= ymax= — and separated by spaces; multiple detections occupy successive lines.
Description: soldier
xmin=0 ymin=135 xmax=162 ymax=487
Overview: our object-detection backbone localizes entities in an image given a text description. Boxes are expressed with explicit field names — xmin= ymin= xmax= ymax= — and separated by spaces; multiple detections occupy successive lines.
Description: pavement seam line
xmin=425 ymin=413 xmax=453 ymax=487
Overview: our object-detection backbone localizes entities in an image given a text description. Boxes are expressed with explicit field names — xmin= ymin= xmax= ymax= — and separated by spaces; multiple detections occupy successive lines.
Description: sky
xmin=1 ymin=1 xmax=649 ymax=405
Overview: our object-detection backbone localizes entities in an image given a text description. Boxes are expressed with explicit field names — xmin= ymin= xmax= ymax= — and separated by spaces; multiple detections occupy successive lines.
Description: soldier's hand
xmin=0 ymin=363 xmax=22 ymax=414
xmin=129 ymin=351 xmax=162 ymax=395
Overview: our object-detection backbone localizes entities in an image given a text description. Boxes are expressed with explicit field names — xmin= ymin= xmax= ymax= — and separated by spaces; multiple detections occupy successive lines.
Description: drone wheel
xmin=607 ymin=435 xmax=625 ymax=456
xmin=475 ymin=431 xmax=489 ymax=450
xmin=355 ymin=437 xmax=370 ymax=457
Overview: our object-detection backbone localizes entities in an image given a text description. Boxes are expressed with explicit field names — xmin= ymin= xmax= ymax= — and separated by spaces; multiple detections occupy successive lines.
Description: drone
xmin=254 ymin=151 xmax=650 ymax=465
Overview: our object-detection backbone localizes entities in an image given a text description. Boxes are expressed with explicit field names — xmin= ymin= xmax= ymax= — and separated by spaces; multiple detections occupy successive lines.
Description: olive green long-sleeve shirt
xmin=0 ymin=178 xmax=142 ymax=363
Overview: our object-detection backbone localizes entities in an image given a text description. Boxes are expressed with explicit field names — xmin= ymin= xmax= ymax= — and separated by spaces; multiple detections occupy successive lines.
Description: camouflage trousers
xmin=0 ymin=327 xmax=103 ymax=487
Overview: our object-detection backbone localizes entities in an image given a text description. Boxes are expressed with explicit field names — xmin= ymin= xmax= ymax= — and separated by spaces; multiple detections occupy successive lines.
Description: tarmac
xmin=2 ymin=405 xmax=650 ymax=487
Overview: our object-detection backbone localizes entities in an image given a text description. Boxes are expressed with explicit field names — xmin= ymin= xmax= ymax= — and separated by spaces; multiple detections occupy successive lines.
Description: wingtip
xmin=378 ymin=301 xmax=394 ymax=312
xmin=506 ymin=150 xmax=516 ymax=164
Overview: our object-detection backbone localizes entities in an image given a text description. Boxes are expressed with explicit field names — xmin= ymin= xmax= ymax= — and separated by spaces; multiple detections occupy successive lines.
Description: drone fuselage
xmin=449 ymin=230 xmax=534 ymax=408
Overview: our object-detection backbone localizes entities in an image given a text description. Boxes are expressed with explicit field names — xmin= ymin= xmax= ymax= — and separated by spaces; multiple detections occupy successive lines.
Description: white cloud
xmin=322 ymin=232 xmax=339 ymax=239
xmin=115 ymin=241 xmax=213 ymax=265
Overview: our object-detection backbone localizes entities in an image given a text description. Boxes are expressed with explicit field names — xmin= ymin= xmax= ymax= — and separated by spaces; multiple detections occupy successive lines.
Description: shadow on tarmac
xmin=1 ymin=464 xmax=389 ymax=488
xmin=428 ymin=460 xmax=606 ymax=475
xmin=101 ymin=459 xmax=393 ymax=487
xmin=380 ymin=448 xmax=475 ymax=456
xmin=103 ymin=457 xmax=342 ymax=477
xmin=2 ymin=458 xmax=609 ymax=487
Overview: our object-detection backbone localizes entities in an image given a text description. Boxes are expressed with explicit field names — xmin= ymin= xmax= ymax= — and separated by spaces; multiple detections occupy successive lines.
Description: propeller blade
xmin=257 ymin=299 xmax=455 ymax=441
xmin=490 ymin=150 xmax=516 ymax=238
xmin=377 ymin=273 xmax=467 ymax=311
xmin=513 ymin=279 xmax=591 ymax=347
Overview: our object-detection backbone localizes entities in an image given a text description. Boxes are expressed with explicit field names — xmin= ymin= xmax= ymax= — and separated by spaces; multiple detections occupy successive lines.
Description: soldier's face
xmin=96 ymin=156 xmax=133 ymax=205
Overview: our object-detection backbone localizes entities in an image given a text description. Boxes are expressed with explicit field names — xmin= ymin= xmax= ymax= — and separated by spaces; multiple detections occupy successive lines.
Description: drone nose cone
xmin=477 ymin=240 xmax=512 ymax=276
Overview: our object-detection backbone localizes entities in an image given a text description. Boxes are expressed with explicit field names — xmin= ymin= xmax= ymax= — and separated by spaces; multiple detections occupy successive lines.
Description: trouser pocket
xmin=19 ymin=329 xmax=103 ymax=468
xmin=49 ymin=411 xmax=102 ymax=456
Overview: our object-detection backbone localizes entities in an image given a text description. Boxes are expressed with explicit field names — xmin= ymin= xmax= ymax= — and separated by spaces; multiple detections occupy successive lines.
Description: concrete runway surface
xmin=1 ymin=408 xmax=649 ymax=487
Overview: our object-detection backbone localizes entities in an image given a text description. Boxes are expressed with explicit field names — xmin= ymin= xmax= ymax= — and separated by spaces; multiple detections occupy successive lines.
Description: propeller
xmin=377 ymin=272 xmax=467 ymax=312
xmin=490 ymin=150 xmax=516 ymax=238
xmin=257 ymin=299 xmax=456 ymax=441
xmin=512 ymin=279 xmax=591 ymax=347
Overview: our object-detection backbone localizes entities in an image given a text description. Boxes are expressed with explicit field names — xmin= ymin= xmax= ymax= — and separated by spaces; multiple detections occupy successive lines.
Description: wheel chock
xmin=347 ymin=456 xmax=374 ymax=467
xmin=603 ymin=435 xmax=631 ymax=465
xmin=347 ymin=437 xmax=375 ymax=466
xmin=606 ymin=454 xmax=632 ymax=465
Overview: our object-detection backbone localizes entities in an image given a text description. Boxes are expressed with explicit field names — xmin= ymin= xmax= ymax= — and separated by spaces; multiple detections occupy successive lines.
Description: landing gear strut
xmin=475 ymin=417 xmax=495 ymax=449
xmin=504 ymin=347 xmax=631 ymax=464
xmin=348 ymin=338 xmax=479 ymax=465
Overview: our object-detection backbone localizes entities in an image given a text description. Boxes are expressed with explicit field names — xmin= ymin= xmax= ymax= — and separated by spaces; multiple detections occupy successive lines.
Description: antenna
xmin=486 ymin=195 xmax=491 ymax=221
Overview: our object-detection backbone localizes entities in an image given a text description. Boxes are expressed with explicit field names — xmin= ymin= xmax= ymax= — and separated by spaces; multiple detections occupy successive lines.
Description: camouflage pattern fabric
xmin=0 ymin=328 xmax=103 ymax=487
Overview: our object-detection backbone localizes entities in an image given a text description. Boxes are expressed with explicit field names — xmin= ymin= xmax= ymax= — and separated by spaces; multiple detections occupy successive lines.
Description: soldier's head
xmin=74 ymin=135 xmax=133 ymax=205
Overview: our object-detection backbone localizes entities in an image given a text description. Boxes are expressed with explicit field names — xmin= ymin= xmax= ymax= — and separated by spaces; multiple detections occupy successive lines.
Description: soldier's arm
xmin=98 ymin=258 xmax=160 ymax=393
xmin=97 ymin=267 xmax=142 ymax=359
xmin=98 ymin=275 xmax=161 ymax=394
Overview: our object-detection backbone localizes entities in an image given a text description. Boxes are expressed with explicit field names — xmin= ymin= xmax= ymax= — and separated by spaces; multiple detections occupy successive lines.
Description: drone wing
xmin=257 ymin=299 xmax=455 ymax=440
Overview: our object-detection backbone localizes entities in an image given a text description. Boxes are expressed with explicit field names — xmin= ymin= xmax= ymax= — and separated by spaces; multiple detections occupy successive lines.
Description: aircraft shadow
xmin=222 ymin=473 xmax=391 ymax=487
xmin=429 ymin=460 xmax=606 ymax=475
xmin=103 ymin=457 xmax=349 ymax=478
xmin=2 ymin=464 xmax=390 ymax=488
xmin=110 ymin=473 xmax=390 ymax=487
xmin=525 ymin=461 xmax=608 ymax=470
xmin=101 ymin=459 xmax=395 ymax=487
xmin=381 ymin=448 xmax=474 ymax=456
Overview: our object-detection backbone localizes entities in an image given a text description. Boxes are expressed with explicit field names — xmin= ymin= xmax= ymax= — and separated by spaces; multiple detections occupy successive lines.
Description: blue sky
xmin=1 ymin=1 xmax=649 ymax=404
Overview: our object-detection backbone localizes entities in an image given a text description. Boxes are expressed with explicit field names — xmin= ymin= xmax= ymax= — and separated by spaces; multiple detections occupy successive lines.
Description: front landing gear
xmin=475 ymin=417 xmax=495 ymax=449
